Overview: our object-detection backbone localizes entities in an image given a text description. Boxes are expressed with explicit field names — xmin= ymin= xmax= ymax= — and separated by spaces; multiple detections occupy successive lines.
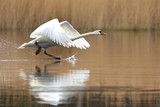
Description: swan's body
xmin=18 ymin=18 xmax=106 ymax=59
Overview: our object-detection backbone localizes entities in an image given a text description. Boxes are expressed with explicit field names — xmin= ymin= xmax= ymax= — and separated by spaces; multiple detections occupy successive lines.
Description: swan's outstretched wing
xmin=30 ymin=19 xmax=73 ymax=48
xmin=60 ymin=21 xmax=90 ymax=49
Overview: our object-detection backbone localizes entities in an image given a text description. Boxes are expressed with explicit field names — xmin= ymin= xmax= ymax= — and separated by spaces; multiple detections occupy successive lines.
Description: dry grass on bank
xmin=0 ymin=0 xmax=160 ymax=30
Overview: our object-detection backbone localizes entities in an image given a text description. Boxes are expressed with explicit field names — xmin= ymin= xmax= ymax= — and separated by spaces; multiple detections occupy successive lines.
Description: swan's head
xmin=93 ymin=30 xmax=106 ymax=35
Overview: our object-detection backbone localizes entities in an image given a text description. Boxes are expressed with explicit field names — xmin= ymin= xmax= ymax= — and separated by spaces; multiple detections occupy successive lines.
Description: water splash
xmin=63 ymin=53 xmax=78 ymax=66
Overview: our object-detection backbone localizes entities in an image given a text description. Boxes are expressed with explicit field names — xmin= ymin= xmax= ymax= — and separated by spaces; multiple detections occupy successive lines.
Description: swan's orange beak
xmin=101 ymin=32 xmax=106 ymax=35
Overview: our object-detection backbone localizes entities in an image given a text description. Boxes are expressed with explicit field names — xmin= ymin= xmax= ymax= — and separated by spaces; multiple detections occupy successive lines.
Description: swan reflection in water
xmin=20 ymin=61 xmax=90 ymax=106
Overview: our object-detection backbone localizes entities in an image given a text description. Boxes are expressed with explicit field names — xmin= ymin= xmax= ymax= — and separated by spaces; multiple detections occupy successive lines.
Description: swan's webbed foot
xmin=44 ymin=50 xmax=61 ymax=60
xmin=35 ymin=42 xmax=41 ymax=55
xmin=54 ymin=57 xmax=61 ymax=60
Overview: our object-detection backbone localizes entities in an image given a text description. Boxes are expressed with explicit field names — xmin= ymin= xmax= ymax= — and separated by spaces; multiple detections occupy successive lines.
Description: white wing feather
xmin=30 ymin=19 xmax=73 ymax=48
xmin=60 ymin=21 xmax=90 ymax=49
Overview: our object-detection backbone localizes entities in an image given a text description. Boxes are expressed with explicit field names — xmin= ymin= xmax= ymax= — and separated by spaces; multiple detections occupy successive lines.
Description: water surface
xmin=0 ymin=31 xmax=160 ymax=107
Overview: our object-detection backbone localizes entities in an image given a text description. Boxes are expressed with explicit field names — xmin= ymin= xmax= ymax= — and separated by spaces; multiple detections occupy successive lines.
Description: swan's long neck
xmin=71 ymin=32 xmax=98 ymax=40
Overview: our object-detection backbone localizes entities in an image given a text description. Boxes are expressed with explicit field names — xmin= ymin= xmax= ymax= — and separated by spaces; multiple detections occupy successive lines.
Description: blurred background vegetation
xmin=0 ymin=0 xmax=160 ymax=30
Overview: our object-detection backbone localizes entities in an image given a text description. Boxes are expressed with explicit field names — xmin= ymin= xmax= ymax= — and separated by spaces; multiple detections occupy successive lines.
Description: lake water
xmin=0 ymin=30 xmax=160 ymax=107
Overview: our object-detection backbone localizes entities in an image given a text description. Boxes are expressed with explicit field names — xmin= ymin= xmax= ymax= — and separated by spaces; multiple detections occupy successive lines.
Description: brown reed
xmin=0 ymin=0 xmax=160 ymax=30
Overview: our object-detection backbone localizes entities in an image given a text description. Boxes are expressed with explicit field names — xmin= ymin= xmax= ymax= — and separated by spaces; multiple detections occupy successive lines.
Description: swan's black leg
xmin=44 ymin=50 xmax=61 ymax=60
xmin=35 ymin=42 xmax=41 ymax=55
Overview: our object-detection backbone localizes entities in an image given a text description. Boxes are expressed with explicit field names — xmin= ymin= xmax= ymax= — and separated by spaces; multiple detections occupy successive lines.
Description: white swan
xmin=18 ymin=18 xmax=106 ymax=59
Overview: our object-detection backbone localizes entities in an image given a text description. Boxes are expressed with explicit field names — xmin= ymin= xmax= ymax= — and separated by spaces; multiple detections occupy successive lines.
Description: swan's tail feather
xmin=18 ymin=43 xmax=27 ymax=49
xmin=18 ymin=43 xmax=34 ymax=49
